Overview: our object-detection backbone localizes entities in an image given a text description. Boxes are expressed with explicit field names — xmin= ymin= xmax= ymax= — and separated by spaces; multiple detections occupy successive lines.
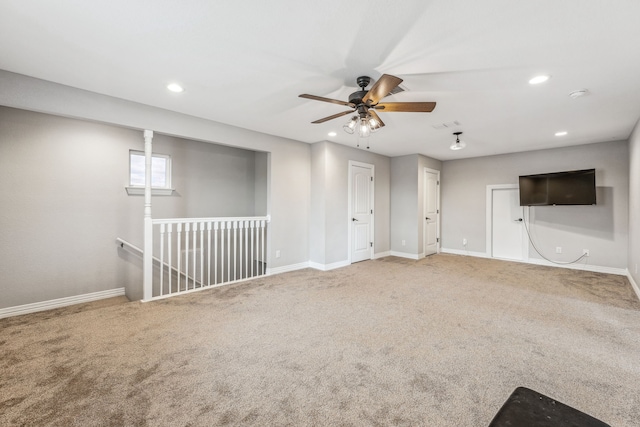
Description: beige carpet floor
xmin=1 ymin=254 xmax=639 ymax=426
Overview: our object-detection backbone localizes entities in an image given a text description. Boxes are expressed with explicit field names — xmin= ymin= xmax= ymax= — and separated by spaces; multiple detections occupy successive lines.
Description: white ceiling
xmin=1 ymin=0 xmax=640 ymax=160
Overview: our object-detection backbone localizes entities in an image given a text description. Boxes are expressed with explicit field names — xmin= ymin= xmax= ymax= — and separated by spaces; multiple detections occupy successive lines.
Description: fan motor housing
xmin=348 ymin=90 xmax=368 ymax=106
xmin=349 ymin=75 xmax=373 ymax=106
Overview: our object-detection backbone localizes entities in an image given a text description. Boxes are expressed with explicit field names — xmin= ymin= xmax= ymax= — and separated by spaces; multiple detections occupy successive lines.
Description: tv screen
xmin=519 ymin=169 xmax=596 ymax=206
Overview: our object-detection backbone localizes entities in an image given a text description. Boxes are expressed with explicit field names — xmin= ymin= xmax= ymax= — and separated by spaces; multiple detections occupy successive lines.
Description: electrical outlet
xmin=402 ymin=240 xmax=406 ymax=246
xmin=463 ymin=238 xmax=467 ymax=246
xmin=275 ymin=250 xmax=281 ymax=258
xmin=583 ymin=249 xmax=589 ymax=257
xmin=556 ymin=247 xmax=562 ymax=254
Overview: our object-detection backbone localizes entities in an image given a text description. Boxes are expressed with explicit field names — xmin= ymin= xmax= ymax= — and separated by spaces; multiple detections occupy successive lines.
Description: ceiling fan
xmin=299 ymin=74 xmax=436 ymax=137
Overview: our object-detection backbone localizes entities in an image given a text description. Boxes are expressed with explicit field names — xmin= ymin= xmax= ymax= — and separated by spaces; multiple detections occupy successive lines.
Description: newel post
xmin=142 ymin=129 xmax=154 ymax=301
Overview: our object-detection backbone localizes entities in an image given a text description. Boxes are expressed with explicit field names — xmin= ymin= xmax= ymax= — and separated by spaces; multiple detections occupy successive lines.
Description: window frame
xmin=126 ymin=150 xmax=174 ymax=196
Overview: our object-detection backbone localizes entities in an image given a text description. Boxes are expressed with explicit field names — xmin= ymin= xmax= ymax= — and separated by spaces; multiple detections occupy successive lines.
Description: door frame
xmin=485 ymin=184 xmax=529 ymax=260
xmin=423 ymin=167 xmax=441 ymax=257
xmin=348 ymin=160 xmax=375 ymax=264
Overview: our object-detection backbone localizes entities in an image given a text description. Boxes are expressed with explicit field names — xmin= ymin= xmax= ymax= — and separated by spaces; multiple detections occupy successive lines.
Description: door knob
xmin=352 ymin=218 xmax=359 ymax=222
xmin=425 ymin=217 xmax=431 ymax=220
xmin=514 ymin=218 xmax=523 ymax=222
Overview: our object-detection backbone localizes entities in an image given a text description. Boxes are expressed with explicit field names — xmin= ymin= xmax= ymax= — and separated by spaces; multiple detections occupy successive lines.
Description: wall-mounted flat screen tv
xmin=519 ymin=169 xmax=596 ymax=206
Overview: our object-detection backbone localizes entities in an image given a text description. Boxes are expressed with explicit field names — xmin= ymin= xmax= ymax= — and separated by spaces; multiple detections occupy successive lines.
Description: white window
xmin=126 ymin=150 xmax=173 ymax=195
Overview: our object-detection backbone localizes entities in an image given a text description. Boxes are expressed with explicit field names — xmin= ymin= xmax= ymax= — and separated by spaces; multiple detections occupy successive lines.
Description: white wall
xmin=628 ymin=119 xmax=640 ymax=284
xmin=309 ymin=141 xmax=391 ymax=267
xmin=441 ymin=141 xmax=629 ymax=270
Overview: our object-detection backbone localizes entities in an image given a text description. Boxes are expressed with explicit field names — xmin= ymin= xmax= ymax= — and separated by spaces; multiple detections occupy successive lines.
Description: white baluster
xmin=160 ymin=223 xmax=165 ymax=296
xmin=199 ymin=221 xmax=204 ymax=288
xmin=220 ymin=221 xmax=226 ymax=284
xmin=214 ymin=222 xmax=219 ymax=285
xmin=207 ymin=221 xmax=212 ymax=287
xmin=244 ymin=221 xmax=248 ymax=279
xmin=227 ymin=221 xmax=231 ymax=282
xmin=185 ymin=222 xmax=190 ymax=291
xmin=192 ymin=221 xmax=197 ymax=289
xmin=260 ymin=220 xmax=267 ymax=276
xmin=177 ymin=223 xmax=182 ymax=291
xmin=250 ymin=220 xmax=255 ymax=277
xmin=236 ymin=221 xmax=244 ymax=279
xmin=168 ymin=223 xmax=173 ymax=294
xmin=258 ymin=220 xmax=262 ymax=275
xmin=233 ymin=221 xmax=238 ymax=281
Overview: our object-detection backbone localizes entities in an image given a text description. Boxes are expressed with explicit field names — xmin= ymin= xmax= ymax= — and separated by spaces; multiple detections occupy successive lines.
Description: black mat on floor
xmin=489 ymin=387 xmax=610 ymax=427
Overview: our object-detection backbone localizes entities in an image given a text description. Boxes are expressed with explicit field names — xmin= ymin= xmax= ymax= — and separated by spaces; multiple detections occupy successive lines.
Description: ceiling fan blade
xmin=362 ymin=74 xmax=403 ymax=105
xmin=299 ymin=94 xmax=355 ymax=108
xmin=311 ymin=110 xmax=354 ymax=124
xmin=368 ymin=109 xmax=385 ymax=129
xmin=373 ymin=102 xmax=436 ymax=112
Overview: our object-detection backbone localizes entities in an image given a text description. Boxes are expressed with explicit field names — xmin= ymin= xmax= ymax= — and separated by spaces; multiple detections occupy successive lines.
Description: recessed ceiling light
xmin=529 ymin=75 xmax=550 ymax=85
xmin=328 ymin=132 xmax=337 ymax=137
xmin=167 ymin=83 xmax=184 ymax=93
xmin=555 ymin=131 xmax=568 ymax=137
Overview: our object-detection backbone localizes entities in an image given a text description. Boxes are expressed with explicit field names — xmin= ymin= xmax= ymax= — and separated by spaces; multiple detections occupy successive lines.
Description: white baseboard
xmin=440 ymin=247 xmax=626 ymax=276
xmin=373 ymin=251 xmax=391 ymax=259
xmin=627 ymin=270 xmax=640 ymax=302
xmin=0 ymin=287 xmax=126 ymax=319
xmin=441 ymin=248 xmax=489 ymax=258
xmin=267 ymin=261 xmax=309 ymax=276
xmin=525 ymin=257 xmax=627 ymax=276
xmin=308 ymin=260 xmax=350 ymax=271
xmin=310 ymin=253 xmax=392 ymax=270
xmin=389 ymin=251 xmax=420 ymax=260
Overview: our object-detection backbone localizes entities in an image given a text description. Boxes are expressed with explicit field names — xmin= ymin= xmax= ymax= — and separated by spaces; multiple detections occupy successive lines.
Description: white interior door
xmin=423 ymin=169 xmax=439 ymax=257
xmin=490 ymin=186 xmax=525 ymax=260
xmin=350 ymin=163 xmax=373 ymax=263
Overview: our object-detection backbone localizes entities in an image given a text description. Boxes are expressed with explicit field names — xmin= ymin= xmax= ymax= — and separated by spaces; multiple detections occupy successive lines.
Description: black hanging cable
xmin=522 ymin=206 xmax=588 ymax=265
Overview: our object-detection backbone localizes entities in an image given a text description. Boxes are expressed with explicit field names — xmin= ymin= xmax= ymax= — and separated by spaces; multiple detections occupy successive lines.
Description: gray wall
xmin=629 ymin=119 xmax=640 ymax=284
xmin=309 ymin=141 xmax=390 ymax=266
xmin=0 ymin=106 xmax=265 ymax=307
xmin=309 ymin=142 xmax=327 ymax=264
xmin=390 ymin=154 xmax=442 ymax=256
xmin=254 ymin=151 xmax=269 ymax=216
xmin=441 ymin=141 xmax=629 ymax=269
xmin=0 ymin=70 xmax=311 ymax=276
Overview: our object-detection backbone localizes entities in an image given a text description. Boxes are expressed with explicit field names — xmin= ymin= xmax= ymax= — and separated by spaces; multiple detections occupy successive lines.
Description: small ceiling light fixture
xmin=450 ymin=131 xmax=466 ymax=151
xmin=529 ymin=75 xmax=550 ymax=85
xmin=328 ymin=131 xmax=337 ymax=137
xmin=569 ymin=89 xmax=589 ymax=99
xmin=167 ymin=83 xmax=184 ymax=93
xmin=555 ymin=131 xmax=568 ymax=137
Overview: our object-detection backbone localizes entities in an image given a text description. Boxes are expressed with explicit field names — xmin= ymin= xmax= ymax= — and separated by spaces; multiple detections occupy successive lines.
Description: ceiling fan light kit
xmin=343 ymin=116 xmax=358 ymax=134
xmin=299 ymin=74 xmax=436 ymax=144
xmin=450 ymin=131 xmax=466 ymax=151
